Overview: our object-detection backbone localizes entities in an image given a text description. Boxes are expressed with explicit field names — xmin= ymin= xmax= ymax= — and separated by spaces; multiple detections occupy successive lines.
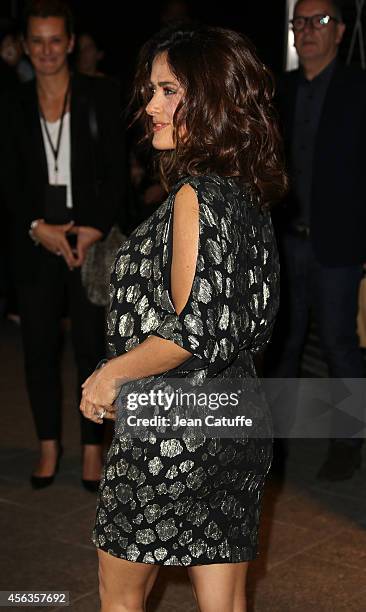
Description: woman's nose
xmin=42 ymin=42 xmax=51 ymax=55
xmin=146 ymin=93 xmax=160 ymax=116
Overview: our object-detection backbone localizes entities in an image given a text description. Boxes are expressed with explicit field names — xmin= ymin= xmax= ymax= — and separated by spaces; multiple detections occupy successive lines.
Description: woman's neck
xmin=36 ymin=67 xmax=70 ymax=101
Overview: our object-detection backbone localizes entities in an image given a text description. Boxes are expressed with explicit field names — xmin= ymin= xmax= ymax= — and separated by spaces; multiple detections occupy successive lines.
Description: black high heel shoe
xmin=30 ymin=444 xmax=63 ymax=490
xmin=81 ymin=478 xmax=100 ymax=493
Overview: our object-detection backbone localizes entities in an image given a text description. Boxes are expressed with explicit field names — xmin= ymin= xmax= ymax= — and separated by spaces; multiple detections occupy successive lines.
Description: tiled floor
xmin=1 ymin=319 xmax=365 ymax=611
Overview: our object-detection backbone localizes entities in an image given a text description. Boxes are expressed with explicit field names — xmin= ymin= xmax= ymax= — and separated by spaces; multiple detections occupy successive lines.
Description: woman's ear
xmin=67 ymin=34 xmax=76 ymax=54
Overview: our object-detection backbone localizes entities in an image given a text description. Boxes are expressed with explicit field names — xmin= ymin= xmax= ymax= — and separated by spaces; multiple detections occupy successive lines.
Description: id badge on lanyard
xmin=39 ymin=83 xmax=70 ymax=225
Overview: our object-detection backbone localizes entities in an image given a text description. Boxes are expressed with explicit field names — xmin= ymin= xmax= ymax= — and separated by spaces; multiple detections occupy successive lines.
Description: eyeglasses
xmin=290 ymin=14 xmax=339 ymax=32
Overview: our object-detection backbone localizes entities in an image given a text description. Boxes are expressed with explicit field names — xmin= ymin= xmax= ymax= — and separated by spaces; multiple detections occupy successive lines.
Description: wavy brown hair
xmin=131 ymin=24 xmax=288 ymax=208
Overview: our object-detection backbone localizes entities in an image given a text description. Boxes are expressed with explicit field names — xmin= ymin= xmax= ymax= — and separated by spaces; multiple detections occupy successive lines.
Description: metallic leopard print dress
xmin=92 ymin=175 xmax=279 ymax=566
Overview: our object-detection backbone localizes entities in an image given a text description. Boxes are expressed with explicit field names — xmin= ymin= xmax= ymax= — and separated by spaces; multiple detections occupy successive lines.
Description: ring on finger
xmin=96 ymin=408 xmax=106 ymax=419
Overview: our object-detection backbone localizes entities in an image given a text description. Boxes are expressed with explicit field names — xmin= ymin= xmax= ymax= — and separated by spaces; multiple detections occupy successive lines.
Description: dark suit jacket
xmin=0 ymin=72 xmax=126 ymax=282
xmin=276 ymin=62 xmax=366 ymax=266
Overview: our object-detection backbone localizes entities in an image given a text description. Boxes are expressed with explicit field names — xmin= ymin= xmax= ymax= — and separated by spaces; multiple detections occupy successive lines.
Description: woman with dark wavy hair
xmin=80 ymin=24 xmax=286 ymax=611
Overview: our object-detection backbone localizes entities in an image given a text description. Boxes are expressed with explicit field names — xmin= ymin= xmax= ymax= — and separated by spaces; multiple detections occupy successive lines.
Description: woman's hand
xmin=33 ymin=221 xmax=78 ymax=269
xmin=69 ymin=226 xmax=103 ymax=266
xmin=80 ymin=365 xmax=121 ymax=423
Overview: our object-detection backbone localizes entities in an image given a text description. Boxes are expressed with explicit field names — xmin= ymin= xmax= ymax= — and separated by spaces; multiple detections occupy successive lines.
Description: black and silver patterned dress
xmin=92 ymin=174 xmax=279 ymax=566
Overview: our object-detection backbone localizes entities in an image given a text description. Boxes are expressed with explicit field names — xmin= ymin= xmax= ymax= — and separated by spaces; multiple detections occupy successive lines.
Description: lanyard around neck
xmin=39 ymin=82 xmax=70 ymax=181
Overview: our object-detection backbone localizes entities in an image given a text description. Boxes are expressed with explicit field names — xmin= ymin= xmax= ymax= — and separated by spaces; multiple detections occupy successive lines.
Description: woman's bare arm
xmin=80 ymin=184 xmax=200 ymax=418
xmin=107 ymin=183 xmax=199 ymax=381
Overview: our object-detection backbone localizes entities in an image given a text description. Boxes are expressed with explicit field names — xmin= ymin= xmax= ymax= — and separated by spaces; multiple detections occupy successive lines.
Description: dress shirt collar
xmin=299 ymin=56 xmax=338 ymax=86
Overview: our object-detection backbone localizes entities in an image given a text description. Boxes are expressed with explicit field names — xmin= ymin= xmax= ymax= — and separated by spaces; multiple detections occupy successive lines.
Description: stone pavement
xmin=1 ymin=319 xmax=365 ymax=611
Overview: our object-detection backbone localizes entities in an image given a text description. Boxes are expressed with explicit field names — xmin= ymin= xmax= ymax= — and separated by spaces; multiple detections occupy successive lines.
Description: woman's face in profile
xmin=145 ymin=52 xmax=184 ymax=150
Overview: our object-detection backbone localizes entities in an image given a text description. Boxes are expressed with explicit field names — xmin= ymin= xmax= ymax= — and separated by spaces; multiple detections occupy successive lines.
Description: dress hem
xmin=93 ymin=542 xmax=259 ymax=566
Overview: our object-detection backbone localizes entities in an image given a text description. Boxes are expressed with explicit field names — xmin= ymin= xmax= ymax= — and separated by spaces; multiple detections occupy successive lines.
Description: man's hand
xmin=70 ymin=226 xmax=103 ymax=266
xmin=33 ymin=221 xmax=78 ymax=269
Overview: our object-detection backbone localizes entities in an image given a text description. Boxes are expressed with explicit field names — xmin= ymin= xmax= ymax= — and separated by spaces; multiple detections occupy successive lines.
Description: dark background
xmin=1 ymin=1 xmax=365 ymax=92
xmin=68 ymin=0 xmax=287 ymax=77
xmin=1 ymin=0 xmax=288 ymax=82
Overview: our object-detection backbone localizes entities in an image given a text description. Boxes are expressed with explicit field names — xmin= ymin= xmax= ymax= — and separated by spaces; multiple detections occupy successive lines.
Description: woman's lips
xmin=153 ymin=123 xmax=169 ymax=132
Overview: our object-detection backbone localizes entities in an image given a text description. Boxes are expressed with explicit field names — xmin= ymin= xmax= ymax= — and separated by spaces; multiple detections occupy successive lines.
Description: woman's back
xmin=108 ymin=173 xmax=279 ymax=380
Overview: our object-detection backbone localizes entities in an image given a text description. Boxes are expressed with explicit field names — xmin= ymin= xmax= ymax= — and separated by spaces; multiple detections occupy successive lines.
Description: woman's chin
xmin=152 ymin=136 xmax=175 ymax=151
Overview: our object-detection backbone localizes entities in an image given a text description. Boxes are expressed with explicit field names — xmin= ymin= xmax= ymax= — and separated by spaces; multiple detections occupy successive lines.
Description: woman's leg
xmin=82 ymin=443 xmax=103 ymax=480
xmin=17 ymin=259 xmax=65 ymax=476
xmin=97 ymin=550 xmax=160 ymax=612
xmin=32 ymin=439 xmax=60 ymax=477
xmin=187 ymin=562 xmax=249 ymax=612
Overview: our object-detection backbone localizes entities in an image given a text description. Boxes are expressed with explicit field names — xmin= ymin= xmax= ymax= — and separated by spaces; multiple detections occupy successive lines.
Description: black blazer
xmin=276 ymin=62 xmax=366 ymax=266
xmin=0 ymin=72 xmax=126 ymax=281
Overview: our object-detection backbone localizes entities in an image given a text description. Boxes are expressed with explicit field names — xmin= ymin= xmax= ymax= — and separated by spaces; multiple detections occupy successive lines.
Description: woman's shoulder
xmin=170 ymin=175 xmax=255 ymax=223
xmin=173 ymin=173 xmax=238 ymax=188
xmin=172 ymin=174 xmax=251 ymax=201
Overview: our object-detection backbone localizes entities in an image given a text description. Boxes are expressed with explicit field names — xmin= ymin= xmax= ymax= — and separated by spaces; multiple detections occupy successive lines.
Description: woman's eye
xmin=147 ymin=86 xmax=176 ymax=99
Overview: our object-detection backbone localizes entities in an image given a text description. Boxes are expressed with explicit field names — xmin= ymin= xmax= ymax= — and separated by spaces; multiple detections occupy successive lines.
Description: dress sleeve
xmin=151 ymin=177 xmax=243 ymax=370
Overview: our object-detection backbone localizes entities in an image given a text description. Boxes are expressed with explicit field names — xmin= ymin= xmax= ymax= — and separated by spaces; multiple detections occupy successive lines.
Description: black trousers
xmin=17 ymin=250 xmax=106 ymax=445
xmin=266 ymin=232 xmax=364 ymax=445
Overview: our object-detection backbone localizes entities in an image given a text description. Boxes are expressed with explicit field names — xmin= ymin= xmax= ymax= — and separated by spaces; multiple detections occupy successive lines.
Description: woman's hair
xmin=22 ymin=0 xmax=74 ymax=39
xmin=131 ymin=24 xmax=288 ymax=208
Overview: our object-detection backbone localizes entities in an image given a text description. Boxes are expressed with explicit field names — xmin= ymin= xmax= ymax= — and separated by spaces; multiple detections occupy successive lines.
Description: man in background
xmin=270 ymin=0 xmax=365 ymax=480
